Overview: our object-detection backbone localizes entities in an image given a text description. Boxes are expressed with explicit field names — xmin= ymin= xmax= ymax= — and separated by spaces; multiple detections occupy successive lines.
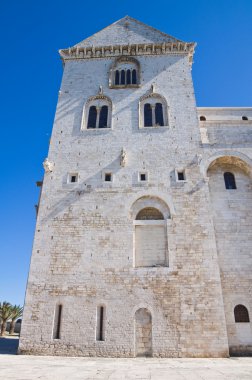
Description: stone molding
xmin=199 ymin=120 xmax=252 ymax=125
xmin=59 ymin=42 xmax=196 ymax=65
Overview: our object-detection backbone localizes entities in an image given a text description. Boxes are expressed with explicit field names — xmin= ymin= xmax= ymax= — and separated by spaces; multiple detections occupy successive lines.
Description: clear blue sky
xmin=0 ymin=0 xmax=252 ymax=306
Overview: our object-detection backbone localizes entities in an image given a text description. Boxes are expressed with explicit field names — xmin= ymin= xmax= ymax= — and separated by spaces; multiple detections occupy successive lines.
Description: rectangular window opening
xmin=104 ymin=173 xmax=112 ymax=182
xmin=96 ymin=306 xmax=105 ymax=341
xmin=53 ymin=304 xmax=62 ymax=339
xmin=71 ymin=175 xmax=77 ymax=183
xmin=68 ymin=173 xmax=78 ymax=183
xmin=177 ymin=171 xmax=185 ymax=181
xmin=140 ymin=173 xmax=146 ymax=181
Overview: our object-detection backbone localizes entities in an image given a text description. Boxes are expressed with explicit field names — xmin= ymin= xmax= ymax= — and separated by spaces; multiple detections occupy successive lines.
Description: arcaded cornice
xmin=59 ymin=41 xmax=196 ymax=66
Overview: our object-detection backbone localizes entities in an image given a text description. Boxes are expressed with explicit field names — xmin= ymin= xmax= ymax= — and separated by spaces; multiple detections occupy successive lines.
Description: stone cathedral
xmin=19 ymin=16 xmax=252 ymax=357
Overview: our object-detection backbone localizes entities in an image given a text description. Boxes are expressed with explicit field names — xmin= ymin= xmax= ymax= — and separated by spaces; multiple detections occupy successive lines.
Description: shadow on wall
xmin=0 ymin=337 xmax=19 ymax=355
xmin=41 ymin=156 xmax=121 ymax=223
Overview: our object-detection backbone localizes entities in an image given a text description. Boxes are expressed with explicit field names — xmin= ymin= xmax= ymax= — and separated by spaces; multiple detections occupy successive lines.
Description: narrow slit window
xmin=53 ymin=304 xmax=62 ymax=339
xmin=121 ymin=70 xmax=125 ymax=85
xmin=99 ymin=106 xmax=108 ymax=128
xmin=115 ymin=70 xmax=120 ymax=85
xmin=155 ymin=103 xmax=164 ymax=126
xmin=224 ymin=172 xmax=236 ymax=190
xmin=144 ymin=103 xmax=152 ymax=127
xmin=87 ymin=106 xmax=97 ymax=129
xmin=96 ymin=306 xmax=105 ymax=341
xmin=132 ymin=69 xmax=137 ymax=84
xmin=126 ymin=69 xmax=131 ymax=85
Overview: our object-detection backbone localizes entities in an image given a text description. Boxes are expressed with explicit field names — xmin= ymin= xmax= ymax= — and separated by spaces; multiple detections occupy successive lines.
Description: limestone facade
xmin=19 ymin=16 xmax=252 ymax=357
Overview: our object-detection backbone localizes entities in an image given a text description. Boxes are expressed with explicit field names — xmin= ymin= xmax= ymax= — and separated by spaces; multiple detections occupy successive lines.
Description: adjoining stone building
xmin=19 ymin=16 xmax=252 ymax=357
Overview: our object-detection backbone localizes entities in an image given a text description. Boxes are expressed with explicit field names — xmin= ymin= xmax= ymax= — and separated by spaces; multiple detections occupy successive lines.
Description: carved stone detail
xmin=120 ymin=148 xmax=127 ymax=167
xmin=43 ymin=158 xmax=54 ymax=173
xmin=59 ymin=42 xmax=196 ymax=66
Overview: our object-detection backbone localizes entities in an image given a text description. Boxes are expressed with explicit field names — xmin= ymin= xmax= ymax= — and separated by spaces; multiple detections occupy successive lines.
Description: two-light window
xmin=83 ymin=97 xmax=112 ymax=130
xmin=140 ymin=95 xmax=168 ymax=128
xmin=83 ymin=57 xmax=168 ymax=130
xmin=83 ymin=94 xmax=168 ymax=130
xmin=87 ymin=105 xmax=108 ymax=129
xmin=144 ymin=103 xmax=164 ymax=127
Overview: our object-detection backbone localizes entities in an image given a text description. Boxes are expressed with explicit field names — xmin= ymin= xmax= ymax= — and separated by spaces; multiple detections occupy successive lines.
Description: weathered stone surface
xmin=19 ymin=17 xmax=252 ymax=358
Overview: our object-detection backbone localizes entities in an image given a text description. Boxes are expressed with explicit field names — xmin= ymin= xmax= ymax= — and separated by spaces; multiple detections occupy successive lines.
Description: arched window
xmin=126 ymin=69 xmax=131 ymax=85
xmin=98 ymin=105 xmax=108 ymax=128
xmin=135 ymin=309 xmax=152 ymax=357
xmin=121 ymin=70 xmax=125 ymax=85
xmin=234 ymin=305 xmax=250 ymax=323
xmin=155 ymin=103 xmax=164 ymax=126
xmin=115 ymin=70 xmax=120 ymax=85
xmin=132 ymin=197 xmax=170 ymax=268
xmin=224 ymin=172 xmax=236 ymax=189
xmin=136 ymin=207 xmax=164 ymax=220
xmin=132 ymin=69 xmax=137 ymax=85
xmin=87 ymin=106 xmax=97 ymax=129
xmin=242 ymin=116 xmax=248 ymax=120
xmin=200 ymin=116 xmax=206 ymax=121
xmin=140 ymin=93 xmax=168 ymax=128
xmin=134 ymin=206 xmax=167 ymax=267
xmin=110 ymin=57 xmax=140 ymax=87
xmin=144 ymin=104 xmax=152 ymax=127
xmin=83 ymin=95 xmax=112 ymax=130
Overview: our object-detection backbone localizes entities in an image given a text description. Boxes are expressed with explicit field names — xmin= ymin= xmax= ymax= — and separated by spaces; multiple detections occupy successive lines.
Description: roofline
xmin=120 ymin=16 xmax=185 ymax=44
xmin=69 ymin=15 xmax=190 ymax=50
xmin=197 ymin=107 xmax=252 ymax=110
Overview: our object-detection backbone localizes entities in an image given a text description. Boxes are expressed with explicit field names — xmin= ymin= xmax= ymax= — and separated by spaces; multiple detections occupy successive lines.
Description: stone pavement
xmin=0 ymin=354 xmax=252 ymax=379
xmin=0 ymin=337 xmax=252 ymax=380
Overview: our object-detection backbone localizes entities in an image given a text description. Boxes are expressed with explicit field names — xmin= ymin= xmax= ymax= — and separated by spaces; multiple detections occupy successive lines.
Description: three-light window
xmin=110 ymin=57 xmax=140 ymax=87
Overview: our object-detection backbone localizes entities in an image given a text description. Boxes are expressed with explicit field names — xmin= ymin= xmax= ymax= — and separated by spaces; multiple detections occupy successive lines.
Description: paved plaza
xmin=0 ymin=338 xmax=252 ymax=380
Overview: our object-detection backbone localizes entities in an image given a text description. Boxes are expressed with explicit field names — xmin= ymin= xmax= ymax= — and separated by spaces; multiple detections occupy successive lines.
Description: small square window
xmin=70 ymin=175 xmax=77 ymax=183
xmin=68 ymin=173 xmax=78 ymax=184
xmin=178 ymin=172 xmax=185 ymax=181
xmin=139 ymin=172 xmax=148 ymax=182
xmin=104 ymin=173 xmax=112 ymax=182
xmin=140 ymin=173 xmax=146 ymax=181
xmin=176 ymin=170 xmax=186 ymax=182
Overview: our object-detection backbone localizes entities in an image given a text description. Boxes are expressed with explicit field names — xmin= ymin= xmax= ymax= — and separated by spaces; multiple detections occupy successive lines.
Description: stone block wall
xmin=19 ymin=36 xmax=252 ymax=357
